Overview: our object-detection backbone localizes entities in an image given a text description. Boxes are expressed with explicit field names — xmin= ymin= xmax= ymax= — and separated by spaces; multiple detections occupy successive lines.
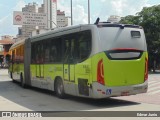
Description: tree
xmin=120 ymin=5 xmax=160 ymax=72
xmin=120 ymin=15 xmax=140 ymax=25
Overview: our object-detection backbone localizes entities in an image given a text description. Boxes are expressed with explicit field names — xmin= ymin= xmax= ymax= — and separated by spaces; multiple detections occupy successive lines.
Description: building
xmin=65 ymin=16 xmax=71 ymax=27
xmin=107 ymin=15 xmax=121 ymax=23
xmin=16 ymin=1 xmax=71 ymax=39
xmin=0 ymin=44 xmax=3 ymax=58
xmin=44 ymin=0 xmax=57 ymax=29
xmin=17 ymin=2 xmax=39 ymax=39
xmin=38 ymin=4 xmax=45 ymax=13
xmin=0 ymin=36 xmax=15 ymax=67
xmin=1 ymin=35 xmax=14 ymax=40
xmin=57 ymin=10 xmax=71 ymax=28
xmin=57 ymin=10 xmax=65 ymax=28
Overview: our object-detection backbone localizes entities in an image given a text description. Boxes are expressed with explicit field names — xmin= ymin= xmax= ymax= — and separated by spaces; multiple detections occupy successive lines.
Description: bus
xmin=8 ymin=23 xmax=148 ymax=99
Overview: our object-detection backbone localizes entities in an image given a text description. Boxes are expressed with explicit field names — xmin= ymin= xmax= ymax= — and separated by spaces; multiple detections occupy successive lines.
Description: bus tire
xmin=10 ymin=72 xmax=13 ymax=79
xmin=10 ymin=72 xmax=16 ymax=83
xmin=55 ymin=77 xmax=66 ymax=99
xmin=20 ymin=73 xmax=26 ymax=88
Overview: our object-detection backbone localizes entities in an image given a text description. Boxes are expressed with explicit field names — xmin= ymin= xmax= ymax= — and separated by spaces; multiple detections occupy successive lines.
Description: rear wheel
xmin=20 ymin=73 xmax=25 ymax=88
xmin=10 ymin=72 xmax=15 ymax=83
xmin=10 ymin=72 xmax=12 ymax=79
xmin=55 ymin=78 xmax=66 ymax=98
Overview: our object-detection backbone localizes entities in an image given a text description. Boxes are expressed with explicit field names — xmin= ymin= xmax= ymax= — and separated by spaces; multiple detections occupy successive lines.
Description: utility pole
xmin=88 ymin=0 xmax=90 ymax=24
xmin=71 ymin=0 xmax=73 ymax=25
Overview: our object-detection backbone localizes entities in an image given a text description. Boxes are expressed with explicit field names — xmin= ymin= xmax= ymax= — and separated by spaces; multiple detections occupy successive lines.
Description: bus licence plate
xmin=121 ymin=91 xmax=129 ymax=96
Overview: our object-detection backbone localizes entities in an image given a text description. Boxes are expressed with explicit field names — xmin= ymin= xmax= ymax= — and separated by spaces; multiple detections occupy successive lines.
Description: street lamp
xmin=88 ymin=0 xmax=90 ymax=24
xmin=71 ymin=0 xmax=73 ymax=25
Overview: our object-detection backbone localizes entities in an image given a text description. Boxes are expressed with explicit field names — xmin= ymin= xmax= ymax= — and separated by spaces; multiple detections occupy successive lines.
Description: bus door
xmin=35 ymin=43 xmax=44 ymax=78
xmin=63 ymin=39 xmax=75 ymax=82
xmin=36 ymin=62 xmax=44 ymax=78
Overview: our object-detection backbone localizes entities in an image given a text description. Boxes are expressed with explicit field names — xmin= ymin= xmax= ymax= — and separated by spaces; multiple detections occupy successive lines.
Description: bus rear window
xmin=131 ymin=31 xmax=141 ymax=38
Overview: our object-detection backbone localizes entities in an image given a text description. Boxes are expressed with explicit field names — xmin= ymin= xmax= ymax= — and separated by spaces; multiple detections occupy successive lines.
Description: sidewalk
xmin=0 ymin=69 xmax=8 ymax=76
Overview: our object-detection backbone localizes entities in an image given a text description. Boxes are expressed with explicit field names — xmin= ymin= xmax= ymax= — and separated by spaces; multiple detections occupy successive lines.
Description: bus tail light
xmin=97 ymin=59 xmax=105 ymax=85
xmin=144 ymin=58 xmax=148 ymax=81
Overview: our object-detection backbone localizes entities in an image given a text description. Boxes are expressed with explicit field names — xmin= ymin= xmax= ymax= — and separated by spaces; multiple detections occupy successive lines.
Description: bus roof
xmin=9 ymin=23 xmax=143 ymax=47
xmin=30 ymin=23 xmax=142 ymax=40
xmin=9 ymin=39 xmax=25 ymax=50
xmin=30 ymin=24 xmax=82 ymax=40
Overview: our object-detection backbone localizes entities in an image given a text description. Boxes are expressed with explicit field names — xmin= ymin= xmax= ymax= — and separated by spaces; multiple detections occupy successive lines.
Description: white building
xmin=18 ymin=2 xmax=39 ymax=39
xmin=57 ymin=10 xmax=71 ymax=28
xmin=22 ymin=2 xmax=38 ymax=12
xmin=65 ymin=17 xmax=71 ymax=27
xmin=43 ymin=0 xmax=57 ymax=29
xmin=107 ymin=15 xmax=121 ymax=23
xmin=57 ymin=10 xmax=65 ymax=28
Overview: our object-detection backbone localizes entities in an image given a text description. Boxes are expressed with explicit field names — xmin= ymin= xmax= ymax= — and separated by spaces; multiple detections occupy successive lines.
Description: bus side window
xmin=63 ymin=34 xmax=77 ymax=64
xmin=77 ymin=31 xmax=91 ymax=62
xmin=43 ymin=40 xmax=51 ymax=63
xmin=64 ymin=39 xmax=70 ymax=63
xmin=49 ymin=38 xmax=62 ymax=63
xmin=31 ymin=43 xmax=38 ymax=64
xmin=50 ymin=45 xmax=57 ymax=62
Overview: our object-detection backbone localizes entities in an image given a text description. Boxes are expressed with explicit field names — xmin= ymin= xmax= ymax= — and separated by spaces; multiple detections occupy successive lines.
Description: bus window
xmin=32 ymin=42 xmax=44 ymax=64
xmin=63 ymin=34 xmax=77 ymax=64
xmin=44 ymin=41 xmax=50 ymax=63
xmin=77 ymin=31 xmax=91 ymax=62
xmin=31 ymin=43 xmax=37 ymax=64
xmin=49 ymin=38 xmax=62 ymax=63
xmin=63 ymin=31 xmax=91 ymax=63
xmin=50 ymin=45 xmax=57 ymax=62
xmin=64 ymin=39 xmax=70 ymax=63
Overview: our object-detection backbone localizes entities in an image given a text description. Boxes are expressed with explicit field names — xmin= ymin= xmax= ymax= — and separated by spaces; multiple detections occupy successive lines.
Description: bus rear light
xmin=144 ymin=58 xmax=148 ymax=81
xmin=97 ymin=59 xmax=105 ymax=85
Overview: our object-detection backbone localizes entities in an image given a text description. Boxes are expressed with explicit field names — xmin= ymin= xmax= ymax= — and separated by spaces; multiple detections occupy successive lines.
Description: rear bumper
xmin=90 ymin=81 xmax=148 ymax=99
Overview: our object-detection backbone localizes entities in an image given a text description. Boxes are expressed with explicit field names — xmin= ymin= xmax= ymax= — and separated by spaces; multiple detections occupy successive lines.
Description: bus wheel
xmin=10 ymin=72 xmax=12 ymax=79
xmin=20 ymin=73 xmax=25 ymax=88
xmin=55 ymin=78 xmax=66 ymax=99
xmin=10 ymin=72 xmax=15 ymax=83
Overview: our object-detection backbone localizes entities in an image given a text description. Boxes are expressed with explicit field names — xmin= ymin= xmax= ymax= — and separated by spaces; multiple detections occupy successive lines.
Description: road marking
xmin=148 ymin=89 xmax=160 ymax=95
xmin=148 ymin=82 xmax=160 ymax=87
xmin=148 ymin=81 xmax=157 ymax=84
xmin=148 ymin=86 xmax=160 ymax=92
xmin=148 ymin=80 xmax=157 ymax=83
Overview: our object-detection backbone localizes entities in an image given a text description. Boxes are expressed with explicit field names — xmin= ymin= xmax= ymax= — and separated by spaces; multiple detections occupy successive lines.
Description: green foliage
xmin=120 ymin=5 xmax=160 ymax=71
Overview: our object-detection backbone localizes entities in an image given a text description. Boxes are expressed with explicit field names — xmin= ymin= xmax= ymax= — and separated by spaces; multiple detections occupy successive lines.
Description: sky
xmin=0 ymin=0 xmax=160 ymax=37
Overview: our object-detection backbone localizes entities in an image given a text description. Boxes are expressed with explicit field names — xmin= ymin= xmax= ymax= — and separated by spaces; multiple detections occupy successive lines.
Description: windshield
xmin=98 ymin=27 xmax=147 ymax=52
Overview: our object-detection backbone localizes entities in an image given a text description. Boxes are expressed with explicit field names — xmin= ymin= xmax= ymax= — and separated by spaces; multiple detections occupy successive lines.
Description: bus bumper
xmin=91 ymin=81 xmax=148 ymax=99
